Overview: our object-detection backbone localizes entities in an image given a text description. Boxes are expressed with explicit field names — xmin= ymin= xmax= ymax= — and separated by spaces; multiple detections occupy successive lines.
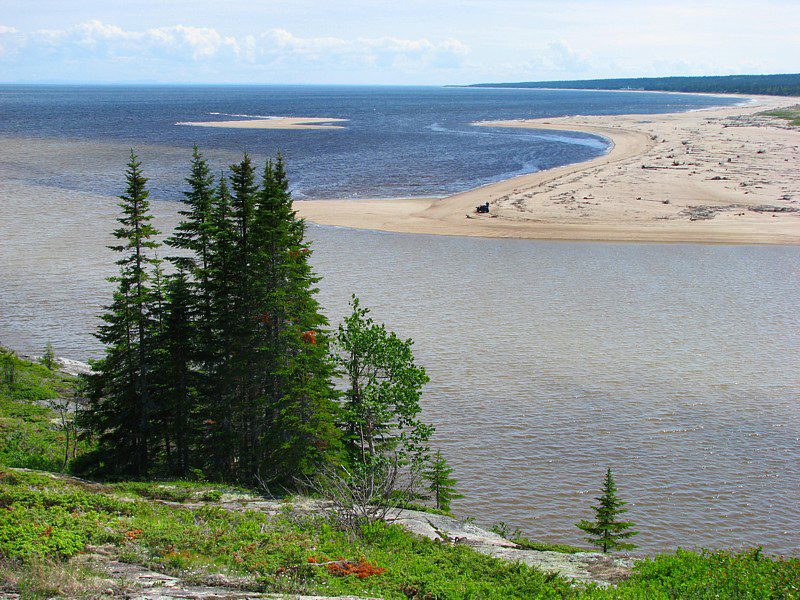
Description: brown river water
xmin=1 ymin=144 xmax=798 ymax=556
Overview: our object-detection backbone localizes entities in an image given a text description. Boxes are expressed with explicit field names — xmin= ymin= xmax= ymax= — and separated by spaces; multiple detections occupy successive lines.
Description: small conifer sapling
xmin=576 ymin=468 xmax=638 ymax=553
xmin=423 ymin=449 xmax=463 ymax=512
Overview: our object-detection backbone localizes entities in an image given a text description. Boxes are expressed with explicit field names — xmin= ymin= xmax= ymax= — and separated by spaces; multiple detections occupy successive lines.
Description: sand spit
xmin=177 ymin=116 xmax=348 ymax=129
xmin=296 ymin=95 xmax=800 ymax=244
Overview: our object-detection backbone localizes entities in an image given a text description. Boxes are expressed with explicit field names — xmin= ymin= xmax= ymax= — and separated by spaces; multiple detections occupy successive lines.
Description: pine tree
xmin=167 ymin=146 xmax=216 ymax=365
xmin=576 ymin=468 xmax=638 ymax=553
xmin=423 ymin=449 xmax=463 ymax=512
xmin=84 ymin=151 xmax=161 ymax=477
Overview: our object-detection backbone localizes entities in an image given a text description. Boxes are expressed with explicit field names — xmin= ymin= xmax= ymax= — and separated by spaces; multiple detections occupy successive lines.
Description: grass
xmin=0 ymin=349 xmax=89 ymax=472
xmin=758 ymin=104 xmax=800 ymax=126
xmin=0 ymin=468 xmax=580 ymax=598
xmin=1 ymin=350 xmax=798 ymax=598
xmin=1 ymin=467 xmax=798 ymax=599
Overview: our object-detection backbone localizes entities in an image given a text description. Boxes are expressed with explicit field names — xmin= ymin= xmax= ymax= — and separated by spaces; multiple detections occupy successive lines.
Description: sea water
xmin=1 ymin=86 xmax=797 ymax=554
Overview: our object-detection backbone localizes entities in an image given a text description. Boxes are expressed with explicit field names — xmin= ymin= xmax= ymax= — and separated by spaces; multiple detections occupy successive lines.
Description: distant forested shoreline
xmin=461 ymin=73 xmax=800 ymax=96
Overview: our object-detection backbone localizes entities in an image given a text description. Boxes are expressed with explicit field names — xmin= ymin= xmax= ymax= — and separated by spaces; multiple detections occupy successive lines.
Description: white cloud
xmin=255 ymin=29 xmax=468 ymax=74
xmin=0 ymin=20 xmax=469 ymax=82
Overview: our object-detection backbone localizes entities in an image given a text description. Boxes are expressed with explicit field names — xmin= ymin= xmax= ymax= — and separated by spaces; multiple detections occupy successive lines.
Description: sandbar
xmin=178 ymin=117 xmax=347 ymax=129
xmin=296 ymin=96 xmax=800 ymax=244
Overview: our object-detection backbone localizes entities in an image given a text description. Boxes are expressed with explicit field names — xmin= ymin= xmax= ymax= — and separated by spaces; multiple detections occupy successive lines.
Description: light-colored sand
xmin=178 ymin=116 xmax=348 ymax=129
xmin=296 ymin=95 xmax=800 ymax=244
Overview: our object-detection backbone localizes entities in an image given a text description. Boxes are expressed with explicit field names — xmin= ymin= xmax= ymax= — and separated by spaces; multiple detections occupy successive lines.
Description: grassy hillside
xmin=0 ymin=349 xmax=88 ymax=472
xmin=1 ymin=351 xmax=798 ymax=599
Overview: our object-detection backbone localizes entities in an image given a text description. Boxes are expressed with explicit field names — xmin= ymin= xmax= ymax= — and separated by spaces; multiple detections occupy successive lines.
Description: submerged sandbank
xmin=296 ymin=95 xmax=800 ymax=244
xmin=178 ymin=117 xmax=348 ymax=129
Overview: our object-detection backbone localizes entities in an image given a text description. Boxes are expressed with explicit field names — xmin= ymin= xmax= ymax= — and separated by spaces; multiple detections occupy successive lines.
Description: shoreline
xmin=296 ymin=95 xmax=800 ymax=244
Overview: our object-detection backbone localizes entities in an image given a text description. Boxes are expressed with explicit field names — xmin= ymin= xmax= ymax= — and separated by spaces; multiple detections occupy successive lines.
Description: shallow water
xmin=2 ymin=179 xmax=798 ymax=554
xmin=0 ymin=86 xmax=797 ymax=555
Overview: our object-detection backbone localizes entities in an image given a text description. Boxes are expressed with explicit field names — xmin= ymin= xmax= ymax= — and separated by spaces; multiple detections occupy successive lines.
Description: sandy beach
xmin=295 ymin=95 xmax=800 ymax=244
xmin=178 ymin=116 xmax=348 ymax=129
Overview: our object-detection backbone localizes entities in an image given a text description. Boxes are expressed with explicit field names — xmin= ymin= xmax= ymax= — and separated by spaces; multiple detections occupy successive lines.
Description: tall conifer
xmin=255 ymin=154 xmax=340 ymax=482
xmin=85 ymin=151 xmax=160 ymax=477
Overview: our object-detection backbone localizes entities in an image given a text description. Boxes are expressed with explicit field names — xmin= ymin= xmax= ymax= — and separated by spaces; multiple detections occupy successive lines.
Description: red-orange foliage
xmin=125 ymin=528 xmax=143 ymax=541
xmin=326 ymin=557 xmax=386 ymax=578
xmin=301 ymin=330 xmax=317 ymax=345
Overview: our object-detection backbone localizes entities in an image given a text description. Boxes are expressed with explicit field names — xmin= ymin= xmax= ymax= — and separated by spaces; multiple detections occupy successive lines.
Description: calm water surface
xmin=0 ymin=86 xmax=797 ymax=555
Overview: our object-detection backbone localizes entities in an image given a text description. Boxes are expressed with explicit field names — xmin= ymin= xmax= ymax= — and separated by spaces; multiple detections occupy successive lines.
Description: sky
xmin=1 ymin=0 xmax=798 ymax=85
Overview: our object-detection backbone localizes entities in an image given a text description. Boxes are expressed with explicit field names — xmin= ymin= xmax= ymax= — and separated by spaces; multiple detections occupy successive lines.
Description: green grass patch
xmin=2 ymin=468 xmax=799 ymax=599
xmin=599 ymin=548 xmax=800 ymax=599
xmin=758 ymin=105 xmax=800 ymax=126
xmin=0 ymin=349 xmax=90 ymax=472
xmin=110 ymin=479 xmax=252 ymax=503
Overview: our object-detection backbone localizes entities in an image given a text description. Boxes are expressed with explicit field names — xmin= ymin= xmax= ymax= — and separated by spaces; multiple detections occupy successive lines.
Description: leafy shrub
xmin=610 ymin=548 xmax=800 ymax=598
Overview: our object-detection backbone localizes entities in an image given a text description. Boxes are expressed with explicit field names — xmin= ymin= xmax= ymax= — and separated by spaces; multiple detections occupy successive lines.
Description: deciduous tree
xmin=334 ymin=296 xmax=433 ymax=471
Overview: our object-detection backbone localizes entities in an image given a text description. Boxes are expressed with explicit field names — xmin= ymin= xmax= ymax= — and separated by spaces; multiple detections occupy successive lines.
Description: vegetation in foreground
xmin=1 ymin=467 xmax=799 ymax=599
xmin=2 ymin=361 xmax=799 ymax=598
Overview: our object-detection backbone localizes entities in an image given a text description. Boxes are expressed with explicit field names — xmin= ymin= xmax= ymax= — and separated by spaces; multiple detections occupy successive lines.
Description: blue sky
xmin=1 ymin=0 xmax=797 ymax=84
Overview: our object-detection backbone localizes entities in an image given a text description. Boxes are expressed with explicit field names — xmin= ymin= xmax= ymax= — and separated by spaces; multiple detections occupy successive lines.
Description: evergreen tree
xmin=150 ymin=269 xmax=196 ymax=476
xmin=255 ymin=154 xmax=340 ymax=483
xmin=84 ymin=151 xmax=160 ymax=477
xmin=166 ymin=146 xmax=216 ymax=366
xmin=576 ymin=468 xmax=638 ymax=553
xmin=201 ymin=174 xmax=239 ymax=480
xmin=39 ymin=342 xmax=56 ymax=370
xmin=423 ymin=449 xmax=463 ymax=512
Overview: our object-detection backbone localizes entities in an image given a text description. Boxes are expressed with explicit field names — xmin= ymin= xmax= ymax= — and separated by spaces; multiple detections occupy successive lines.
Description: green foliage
xmin=469 ymin=73 xmax=800 ymax=96
xmin=334 ymin=295 xmax=433 ymax=469
xmin=3 ymin=468 xmax=799 ymax=599
xmin=576 ymin=468 xmax=638 ymax=554
xmin=0 ymin=351 xmax=88 ymax=472
xmin=422 ymin=449 xmax=462 ymax=512
xmin=1 ymin=348 xmax=17 ymax=385
xmin=38 ymin=342 xmax=56 ymax=371
xmin=0 ymin=471 xmax=128 ymax=562
xmin=83 ymin=151 xmax=162 ymax=478
xmin=759 ymin=104 xmax=800 ymax=126
xmin=601 ymin=548 xmax=800 ymax=599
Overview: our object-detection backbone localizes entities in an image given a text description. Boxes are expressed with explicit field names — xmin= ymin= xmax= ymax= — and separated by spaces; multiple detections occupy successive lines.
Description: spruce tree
xmin=576 ymin=468 xmax=638 ymax=553
xmin=84 ymin=151 xmax=160 ymax=477
xmin=201 ymin=174 xmax=239 ymax=480
xmin=167 ymin=146 xmax=217 ymax=367
xmin=150 ymin=269 xmax=196 ymax=476
xmin=255 ymin=154 xmax=340 ymax=483
xmin=423 ymin=449 xmax=463 ymax=512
